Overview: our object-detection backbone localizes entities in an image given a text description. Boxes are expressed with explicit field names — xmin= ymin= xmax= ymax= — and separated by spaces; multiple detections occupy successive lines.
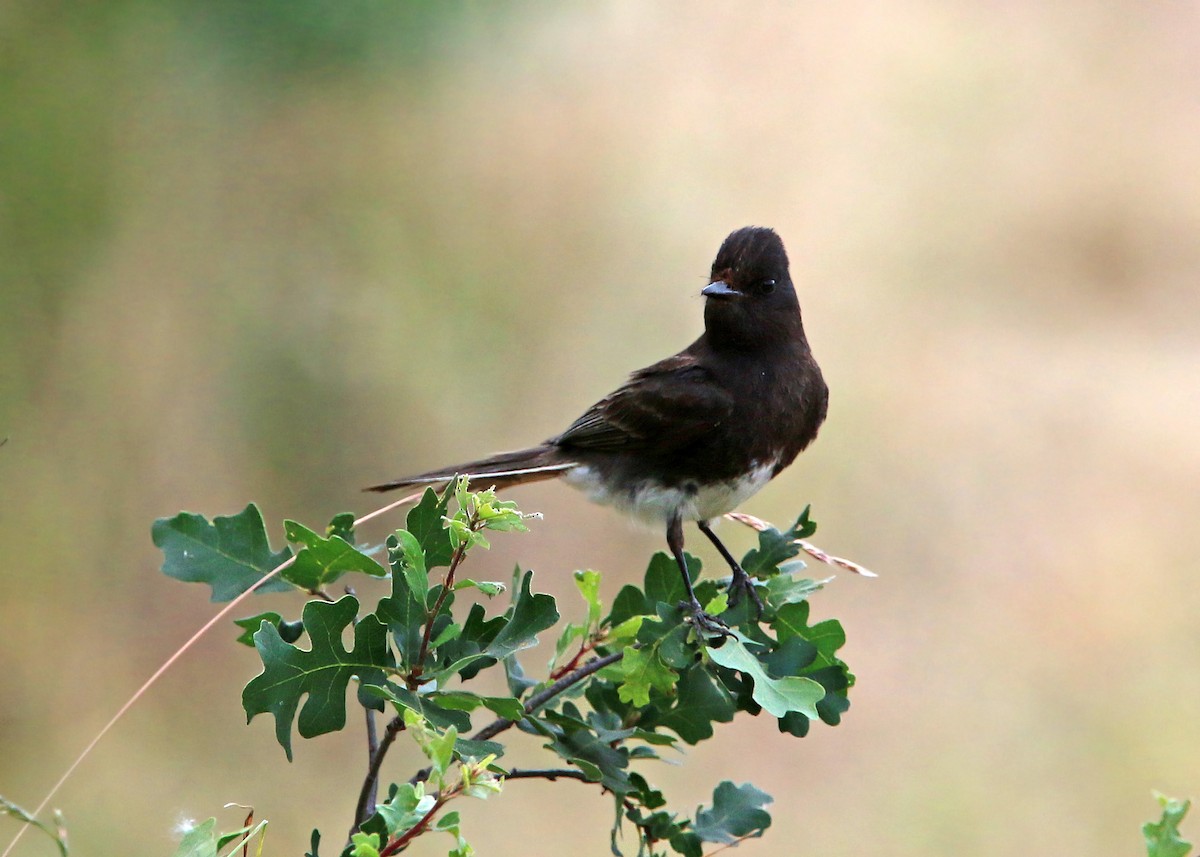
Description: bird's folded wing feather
xmin=553 ymin=354 xmax=734 ymax=452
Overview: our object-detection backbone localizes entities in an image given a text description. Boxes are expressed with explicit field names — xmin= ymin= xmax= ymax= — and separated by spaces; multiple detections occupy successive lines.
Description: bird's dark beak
xmin=701 ymin=280 xmax=742 ymax=300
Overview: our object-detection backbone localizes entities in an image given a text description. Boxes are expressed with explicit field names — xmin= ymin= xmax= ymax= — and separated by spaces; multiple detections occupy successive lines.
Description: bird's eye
xmin=757 ymin=279 xmax=777 ymax=295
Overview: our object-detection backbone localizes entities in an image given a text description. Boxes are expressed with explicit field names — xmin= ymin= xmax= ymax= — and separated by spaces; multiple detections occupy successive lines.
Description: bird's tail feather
xmin=365 ymin=446 xmax=576 ymax=493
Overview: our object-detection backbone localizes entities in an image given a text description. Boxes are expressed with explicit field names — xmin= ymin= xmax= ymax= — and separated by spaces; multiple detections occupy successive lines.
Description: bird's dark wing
xmin=553 ymin=354 xmax=734 ymax=453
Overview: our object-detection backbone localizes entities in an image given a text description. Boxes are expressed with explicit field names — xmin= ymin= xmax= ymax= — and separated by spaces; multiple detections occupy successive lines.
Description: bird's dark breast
xmin=701 ymin=350 xmax=827 ymax=482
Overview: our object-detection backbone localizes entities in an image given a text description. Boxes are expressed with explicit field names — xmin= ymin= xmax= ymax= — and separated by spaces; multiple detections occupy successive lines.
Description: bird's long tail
xmin=365 ymin=445 xmax=577 ymax=493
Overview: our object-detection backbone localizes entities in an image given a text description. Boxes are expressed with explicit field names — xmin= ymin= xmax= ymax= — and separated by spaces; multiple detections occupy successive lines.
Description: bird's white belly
xmin=562 ymin=460 xmax=777 ymax=524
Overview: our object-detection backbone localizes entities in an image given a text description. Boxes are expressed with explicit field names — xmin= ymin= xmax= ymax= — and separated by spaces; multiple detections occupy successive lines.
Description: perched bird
xmin=368 ymin=227 xmax=828 ymax=630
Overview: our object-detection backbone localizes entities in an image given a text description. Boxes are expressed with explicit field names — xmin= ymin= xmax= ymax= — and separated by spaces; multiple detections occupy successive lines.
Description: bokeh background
xmin=3 ymin=3 xmax=1199 ymax=855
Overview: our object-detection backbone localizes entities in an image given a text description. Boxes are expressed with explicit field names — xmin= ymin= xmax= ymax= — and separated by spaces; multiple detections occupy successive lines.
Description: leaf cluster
xmin=151 ymin=484 xmax=853 ymax=856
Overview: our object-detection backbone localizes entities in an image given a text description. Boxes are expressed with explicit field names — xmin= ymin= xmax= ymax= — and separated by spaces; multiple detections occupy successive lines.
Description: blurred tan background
xmin=3 ymin=3 xmax=1199 ymax=855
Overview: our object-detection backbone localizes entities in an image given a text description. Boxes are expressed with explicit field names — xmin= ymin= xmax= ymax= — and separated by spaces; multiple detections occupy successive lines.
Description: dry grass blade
xmin=724 ymin=511 xmax=877 ymax=577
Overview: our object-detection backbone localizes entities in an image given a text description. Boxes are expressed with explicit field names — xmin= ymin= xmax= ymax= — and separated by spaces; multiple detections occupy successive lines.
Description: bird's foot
xmin=680 ymin=598 xmax=731 ymax=642
xmin=727 ymin=564 xmax=765 ymax=618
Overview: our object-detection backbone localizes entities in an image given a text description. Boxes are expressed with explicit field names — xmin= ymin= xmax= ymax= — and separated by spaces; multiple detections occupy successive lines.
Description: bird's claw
xmin=680 ymin=598 xmax=731 ymax=642
xmin=727 ymin=565 xmax=765 ymax=618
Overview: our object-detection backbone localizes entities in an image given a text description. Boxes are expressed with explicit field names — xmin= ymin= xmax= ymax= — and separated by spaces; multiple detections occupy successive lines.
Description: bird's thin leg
xmin=666 ymin=516 xmax=727 ymax=635
xmin=697 ymin=519 xmax=764 ymax=616
xmin=666 ymin=514 xmax=702 ymax=609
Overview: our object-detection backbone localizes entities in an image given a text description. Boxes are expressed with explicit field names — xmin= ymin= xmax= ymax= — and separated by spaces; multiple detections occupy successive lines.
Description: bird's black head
xmin=702 ymin=227 xmax=804 ymax=351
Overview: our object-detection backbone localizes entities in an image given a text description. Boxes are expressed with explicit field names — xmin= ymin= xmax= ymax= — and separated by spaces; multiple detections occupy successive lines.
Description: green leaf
xmin=374 ymin=783 xmax=434 ymax=837
xmin=242 ymin=596 xmax=392 ymax=760
xmin=768 ymin=597 xmax=854 ymax=691
xmin=761 ymin=636 xmax=819 ymax=677
xmin=401 ymin=710 xmax=463 ymax=788
xmin=655 ymin=622 xmax=693 ymax=669
xmin=386 ymin=528 xmax=429 ymax=607
xmin=617 ymin=646 xmax=678 ymax=707
xmin=452 ymin=737 xmax=504 ymax=761
xmin=614 ymin=776 xmax=693 ymax=857
xmin=473 ymin=490 xmax=531 ymax=533
xmin=652 ymin=667 xmax=736 ymax=744
xmin=773 ymin=602 xmax=847 ymax=666
xmin=387 ymin=529 xmax=430 ymax=608
xmin=777 ymin=710 xmax=811 ymax=738
xmin=644 ymin=552 xmax=701 ymax=607
xmin=692 ymin=781 xmax=773 ymax=844
xmin=431 ymin=602 xmax=506 ymax=681
xmin=704 ymin=591 xmax=730 ymax=616
xmin=705 ymin=638 xmax=823 ymax=719
xmin=361 ymin=683 xmax=472 ymax=732
xmin=283 ymin=519 xmax=387 ymax=590
xmin=483 ymin=570 xmax=559 ymax=660
xmin=575 ymin=569 xmax=603 ymax=628
xmin=605 ymin=618 xmax=643 ymax=652
xmin=635 ymin=610 xmax=677 ymax=647
xmin=812 ymin=670 xmax=853 ymax=726
xmin=760 ymin=621 xmax=852 ymax=730
xmin=481 ymin=695 xmax=525 ymax=721
xmin=571 ymin=757 xmax=604 ymax=782
xmin=504 ymin=654 xmax=538 ymax=698
xmin=628 ymin=728 xmax=678 ymax=748
xmin=376 ymin=562 xmax=427 ymax=670
xmin=428 ymin=725 xmax=458 ymax=778
xmin=215 ymin=821 xmax=268 ymax=852
xmin=552 ymin=621 xmax=588 ymax=670
xmin=446 ymin=515 xmax=477 ymax=550
xmin=171 ymin=818 xmax=219 ymax=857
xmin=533 ymin=713 xmax=631 ymax=794
xmin=740 ymin=509 xmax=816 ymax=578
xmin=429 ymin=691 xmax=524 ymax=721
xmin=153 ymin=504 xmax=293 ymax=601
xmin=1145 ymin=794 xmax=1193 ymax=857
xmin=405 ymin=487 xmax=455 ymax=569
xmin=763 ymin=573 xmax=825 ymax=608
xmin=438 ymin=568 xmax=559 ymax=678
xmin=429 ymin=621 xmax=462 ymax=649
xmin=171 ymin=819 xmax=266 ymax=857
xmin=435 ymin=806 xmax=483 ymax=857
xmin=348 ymin=831 xmax=382 ymax=857
xmin=454 ymin=578 xmax=505 ymax=597
xmin=233 ymin=612 xmax=303 ymax=647
xmin=608 ymin=584 xmax=649 ymax=627
xmin=669 ymin=830 xmax=703 ymax=857
xmin=326 ymin=511 xmax=357 ymax=543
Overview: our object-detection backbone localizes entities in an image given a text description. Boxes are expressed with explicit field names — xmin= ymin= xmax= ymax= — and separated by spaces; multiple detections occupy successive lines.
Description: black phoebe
xmin=368 ymin=227 xmax=828 ymax=630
